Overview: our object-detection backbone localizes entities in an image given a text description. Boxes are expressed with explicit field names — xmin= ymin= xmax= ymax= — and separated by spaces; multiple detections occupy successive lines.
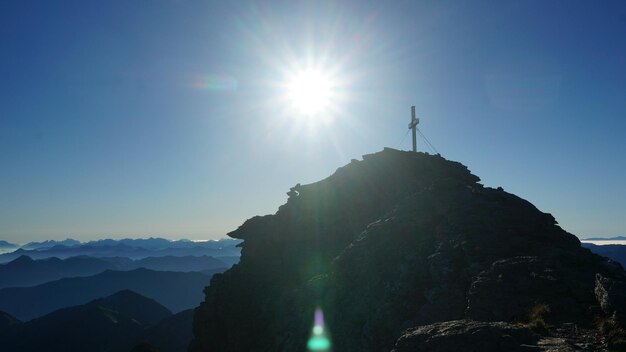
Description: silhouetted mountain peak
xmin=191 ymin=149 xmax=626 ymax=351
xmin=93 ymin=288 xmax=145 ymax=302
xmin=0 ymin=267 xmax=215 ymax=320
xmin=87 ymin=289 xmax=171 ymax=325
xmin=7 ymin=255 xmax=33 ymax=265
xmin=0 ymin=290 xmax=174 ymax=352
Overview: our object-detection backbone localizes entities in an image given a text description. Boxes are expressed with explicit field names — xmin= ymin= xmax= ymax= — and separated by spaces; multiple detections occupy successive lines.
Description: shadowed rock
xmin=391 ymin=320 xmax=537 ymax=352
xmin=190 ymin=148 xmax=626 ymax=351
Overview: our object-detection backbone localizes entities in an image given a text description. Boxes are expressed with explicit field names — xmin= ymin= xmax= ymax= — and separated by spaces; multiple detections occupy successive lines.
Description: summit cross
xmin=408 ymin=106 xmax=420 ymax=152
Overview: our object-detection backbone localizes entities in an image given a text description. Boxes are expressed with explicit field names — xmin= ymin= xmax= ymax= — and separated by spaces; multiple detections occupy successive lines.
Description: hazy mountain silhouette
xmin=132 ymin=255 xmax=229 ymax=272
xmin=0 ymin=290 xmax=175 ymax=352
xmin=0 ymin=238 xmax=241 ymax=263
xmin=0 ymin=241 xmax=18 ymax=255
xmin=19 ymin=237 xmax=240 ymax=250
xmin=0 ymin=254 xmax=231 ymax=289
xmin=208 ymin=255 xmax=240 ymax=268
xmin=22 ymin=238 xmax=81 ymax=250
xmin=0 ymin=240 xmax=18 ymax=249
xmin=0 ymin=255 xmax=125 ymax=289
xmin=583 ymin=243 xmax=626 ymax=267
xmin=0 ymin=268 xmax=222 ymax=320
xmin=84 ymin=237 xmax=241 ymax=250
xmin=583 ymin=236 xmax=626 ymax=241
xmin=190 ymin=149 xmax=626 ymax=351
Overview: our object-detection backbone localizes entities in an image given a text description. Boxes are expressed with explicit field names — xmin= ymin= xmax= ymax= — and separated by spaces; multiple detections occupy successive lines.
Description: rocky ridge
xmin=190 ymin=148 xmax=626 ymax=351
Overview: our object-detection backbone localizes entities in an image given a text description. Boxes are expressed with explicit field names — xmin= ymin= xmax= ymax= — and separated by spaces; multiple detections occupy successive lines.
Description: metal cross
xmin=408 ymin=106 xmax=420 ymax=152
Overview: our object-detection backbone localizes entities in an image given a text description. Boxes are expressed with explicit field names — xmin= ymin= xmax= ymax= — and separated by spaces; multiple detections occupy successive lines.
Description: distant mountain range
xmin=581 ymin=236 xmax=626 ymax=241
xmin=0 ymin=240 xmax=18 ymax=249
xmin=22 ymin=238 xmax=81 ymax=250
xmin=0 ymin=268 xmax=220 ymax=321
xmin=0 ymin=238 xmax=241 ymax=263
xmin=583 ymin=243 xmax=626 ymax=267
xmin=0 ymin=254 xmax=235 ymax=289
xmin=0 ymin=290 xmax=194 ymax=352
xmin=18 ymin=237 xmax=240 ymax=250
xmin=0 ymin=241 xmax=18 ymax=255
xmin=82 ymin=237 xmax=238 ymax=250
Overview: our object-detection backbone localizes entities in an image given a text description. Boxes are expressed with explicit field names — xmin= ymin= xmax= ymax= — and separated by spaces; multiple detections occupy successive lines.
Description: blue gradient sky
xmin=1 ymin=0 xmax=625 ymax=243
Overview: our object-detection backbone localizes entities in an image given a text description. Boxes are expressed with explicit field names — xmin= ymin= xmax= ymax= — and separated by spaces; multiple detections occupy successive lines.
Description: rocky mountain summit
xmin=190 ymin=148 xmax=626 ymax=351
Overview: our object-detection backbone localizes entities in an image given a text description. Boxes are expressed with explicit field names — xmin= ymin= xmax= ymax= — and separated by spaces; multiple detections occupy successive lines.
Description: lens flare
xmin=307 ymin=307 xmax=331 ymax=351
xmin=192 ymin=74 xmax=238 ymax=91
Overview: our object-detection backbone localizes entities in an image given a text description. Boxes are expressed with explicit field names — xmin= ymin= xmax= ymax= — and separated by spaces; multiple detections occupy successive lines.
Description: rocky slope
xmin=190 ymin=148 xmax=626 ymax=351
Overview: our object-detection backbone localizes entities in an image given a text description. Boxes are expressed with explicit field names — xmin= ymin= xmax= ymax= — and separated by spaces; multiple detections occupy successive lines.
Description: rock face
xmin=190 ymin=148 xmax=626 ymax=351
xmin=391 ymin=320 xmax=538 ymax=352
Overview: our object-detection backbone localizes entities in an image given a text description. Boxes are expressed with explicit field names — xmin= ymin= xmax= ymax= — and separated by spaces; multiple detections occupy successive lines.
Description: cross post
xmin=408 ymin=106 xmax=419 ymax=152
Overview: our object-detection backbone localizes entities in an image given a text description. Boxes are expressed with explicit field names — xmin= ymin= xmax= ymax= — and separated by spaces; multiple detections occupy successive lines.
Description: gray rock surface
xmin=391 ymin=320 xmax=538 ymax=352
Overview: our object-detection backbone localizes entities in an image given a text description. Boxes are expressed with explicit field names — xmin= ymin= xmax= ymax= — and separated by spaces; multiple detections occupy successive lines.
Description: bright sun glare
xmin=286 ymin=69 xmax=334 ymax=116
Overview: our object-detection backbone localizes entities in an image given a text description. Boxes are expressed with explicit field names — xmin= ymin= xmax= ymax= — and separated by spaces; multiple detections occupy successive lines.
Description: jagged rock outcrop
xmin=190 ymin=148 xmax=626 ymax=351
xmin=391 ymin=320 xmax=607 ymax=351
xmin=391 ymin=320 xmax=538 ymax=352
xmin=596 ymin=273 xmax=626 ymax=323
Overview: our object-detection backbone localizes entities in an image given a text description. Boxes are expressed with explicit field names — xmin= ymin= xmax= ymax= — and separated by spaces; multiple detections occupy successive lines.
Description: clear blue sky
xmin=1 ymin=0 xmax=625 ymax=243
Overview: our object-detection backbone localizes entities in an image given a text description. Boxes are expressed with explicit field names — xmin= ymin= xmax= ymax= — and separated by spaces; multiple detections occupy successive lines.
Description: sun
xmin=285 ymin=69 xmax=335 ymax=116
